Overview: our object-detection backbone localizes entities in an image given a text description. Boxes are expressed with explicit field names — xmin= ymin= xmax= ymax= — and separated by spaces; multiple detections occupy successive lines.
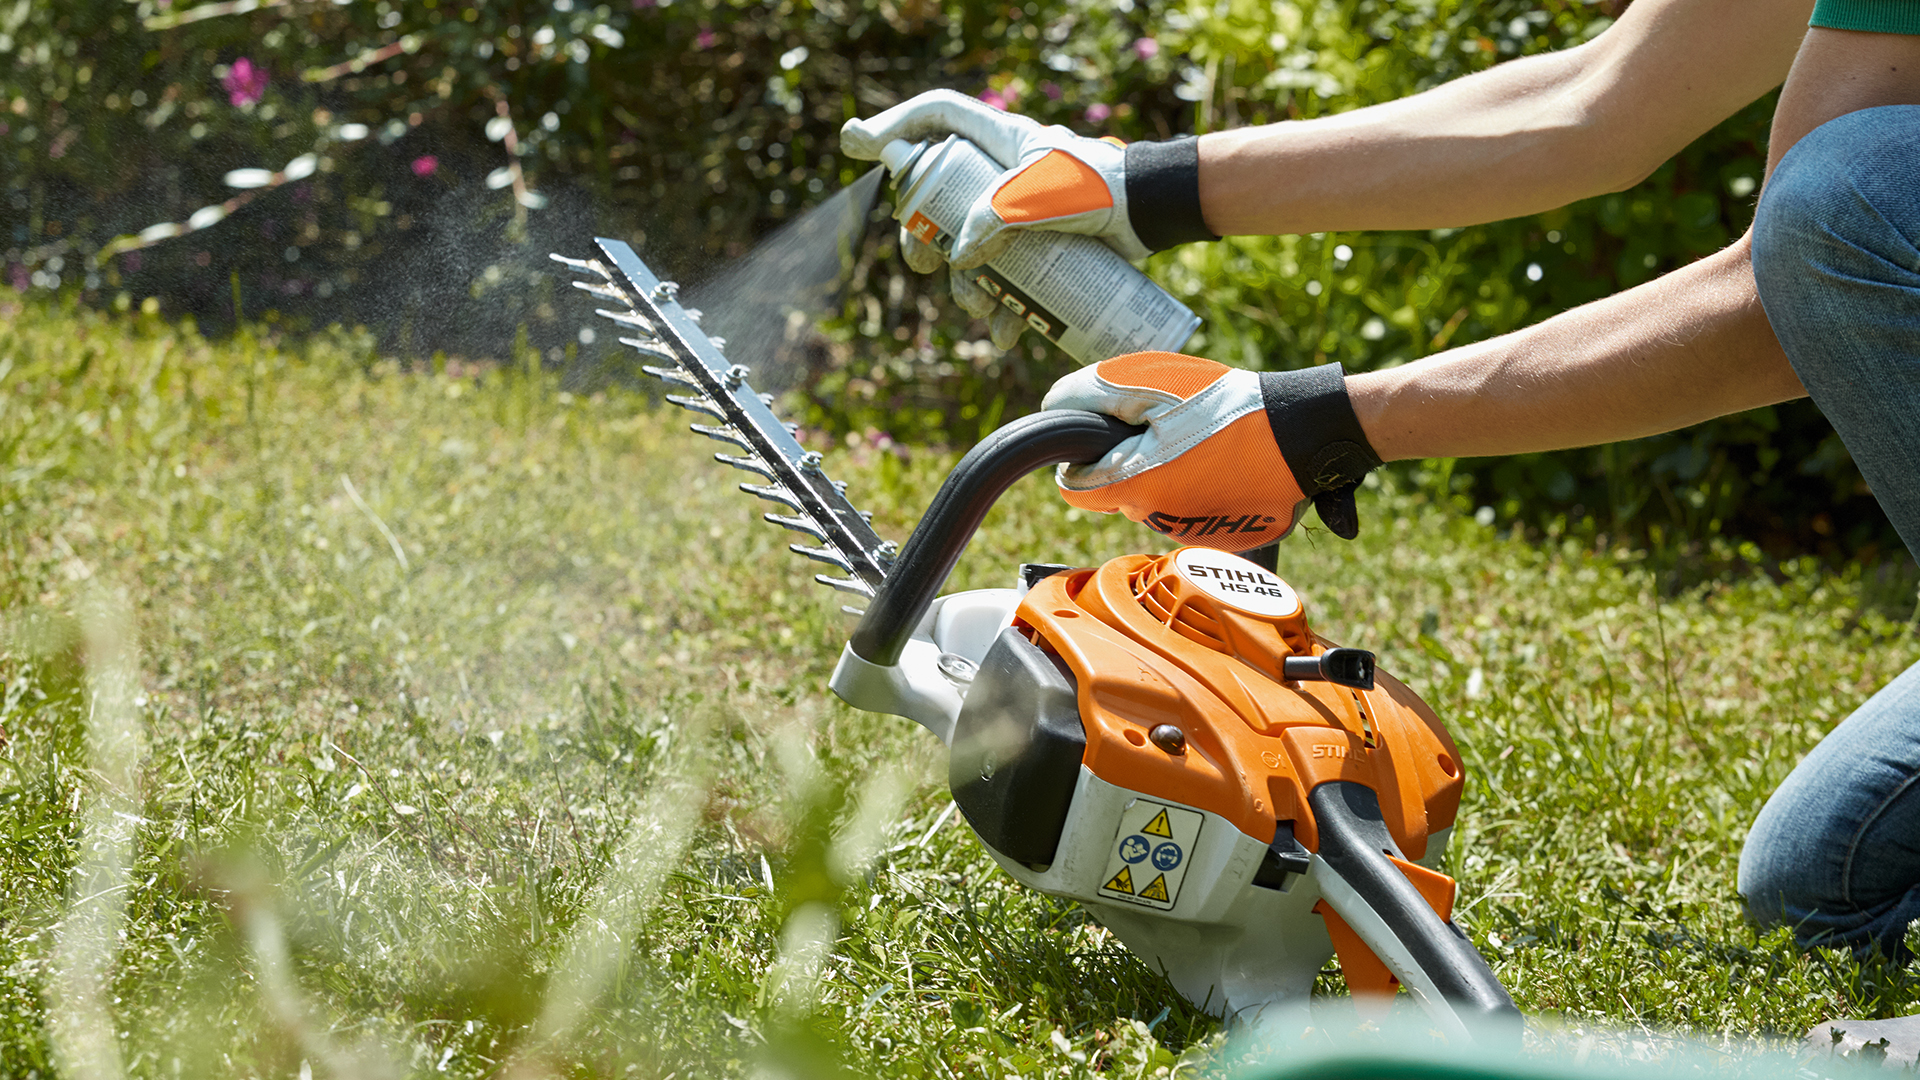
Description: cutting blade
xmin=550 ymin=241 xmax=894 ymax=600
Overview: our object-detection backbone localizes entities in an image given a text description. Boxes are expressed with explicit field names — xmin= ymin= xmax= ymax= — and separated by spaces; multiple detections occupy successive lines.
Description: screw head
xmin=1149 ymin=725 xmax=1187 ymax=755
xmin=877 ymin=540 xmax=899 ymax=559
xmin=936 ymin=652 xmax=978 ymax=685
xmin=724 ymin=364 xmax=751 ymax=387
xmin=799 ymin=451 xmax=824 ymax=471
xmin=651 ymin=281 xmax=679 ymax=303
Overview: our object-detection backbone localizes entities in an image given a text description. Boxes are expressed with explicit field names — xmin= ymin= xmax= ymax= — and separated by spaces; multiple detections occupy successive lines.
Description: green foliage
xmin=796 ymin=0 xmax=1888 ymax=561
xmin=5 ymin=294 xmax=1920 ymax=1074
xmin=0 ymin=0 xmax=1896 ymax=561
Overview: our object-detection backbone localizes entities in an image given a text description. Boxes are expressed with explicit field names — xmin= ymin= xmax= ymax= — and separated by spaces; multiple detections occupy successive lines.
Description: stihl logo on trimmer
xmin=1144 ymin=512 xmax=1277 ymax=539
xmin=1311 ymin=744 xmax=1355 ymax=760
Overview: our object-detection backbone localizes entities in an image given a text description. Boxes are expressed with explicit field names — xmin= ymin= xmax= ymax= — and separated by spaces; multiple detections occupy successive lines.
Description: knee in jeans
xmin=1754 ymin=106 xmax=1920 ymax=292
xmin=1737 ymin=802 xmax=1836 ymax=927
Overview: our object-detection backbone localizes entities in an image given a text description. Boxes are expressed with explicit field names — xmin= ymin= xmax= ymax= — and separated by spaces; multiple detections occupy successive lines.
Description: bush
xmin=0 ymin=0 xmax=1894 ymax=560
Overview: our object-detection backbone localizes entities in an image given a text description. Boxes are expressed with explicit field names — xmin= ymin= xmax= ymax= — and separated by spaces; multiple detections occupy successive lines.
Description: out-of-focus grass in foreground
xmin=4 ymin=291 xmax=1920 ymax=1078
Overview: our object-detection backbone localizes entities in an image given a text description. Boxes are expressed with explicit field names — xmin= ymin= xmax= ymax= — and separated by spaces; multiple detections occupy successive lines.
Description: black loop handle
xmin=849 ymin=410 xmax=1144 ymax=667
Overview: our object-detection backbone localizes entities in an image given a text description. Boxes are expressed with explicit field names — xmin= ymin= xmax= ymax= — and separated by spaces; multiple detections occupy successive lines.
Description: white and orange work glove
xmin=1043 ymin=353 xmax=1383 ymax=551
xmin=840 ymin=89 xmax=1216 ymax=347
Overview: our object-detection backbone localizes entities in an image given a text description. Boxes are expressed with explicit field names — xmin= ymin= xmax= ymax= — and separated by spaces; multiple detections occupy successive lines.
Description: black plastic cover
xmin=1281 ymin=647 xmax=1377 ymax=690
xmin=1308 ymin=781 xmax=1519 ymax=1024
xmin=949 ymin=628 xmax=1088 ymax=866
xmin=1019 ymin=563 xmax=1077 ymax=590
xmin=1253 ymin=820 xmax=1313 ymax=890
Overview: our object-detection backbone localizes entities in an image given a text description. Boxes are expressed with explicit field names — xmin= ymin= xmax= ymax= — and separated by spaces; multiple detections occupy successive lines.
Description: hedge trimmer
xmin=553 ymin=238 xmax=1519 ymax=1039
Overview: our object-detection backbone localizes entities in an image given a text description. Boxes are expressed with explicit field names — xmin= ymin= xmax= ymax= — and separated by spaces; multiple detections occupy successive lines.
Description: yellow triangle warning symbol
xmin=1141 ymin=809 xmax=1174 ymax=839
xmin=1103 ymin=866 xmax=1135 ymax=895
xmin=1138 ymin=874 xmax=1170 ymax=903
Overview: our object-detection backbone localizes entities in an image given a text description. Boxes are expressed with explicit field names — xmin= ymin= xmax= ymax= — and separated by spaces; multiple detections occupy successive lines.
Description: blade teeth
xmin=682 ymin=307 xmax=703 ymax=324
xmin=641 ymin=364 xmax=697 ymax=388
xmin=765 ymin=513 xmax=827 ymax=541
xmin=549 ymin=253 xmax=609 ymax=278
xmin=841 ymin=605 xmax=866 ymax=618
xmin=714 ymin=453 xmax=773 ymax=479
xmin=619 ymin=336 xmax=675 ymax=362
xmin=665 ymin=394 xmax=723 ymax=420
xmin=595 ymin=307 xmax=654 ymax=331
xmin=816 ymin=574 xmax=875 ymax=598
xmin=791 ymin=543 xmax=853 ymax=573
xmin=690 ymin=423 xmax=749 ymax=451
xmin=740 ymin=482 xmax=802 ymax=511
xmin=571 ymin=280 xmax=627 ymax=302
xmin=758 ymin=393 xmax=775 ymax=405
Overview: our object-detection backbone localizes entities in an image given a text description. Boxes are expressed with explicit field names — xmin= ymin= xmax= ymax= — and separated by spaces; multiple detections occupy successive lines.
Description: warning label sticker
xmin=1098 ymin=800 xmax=1204 ymax=911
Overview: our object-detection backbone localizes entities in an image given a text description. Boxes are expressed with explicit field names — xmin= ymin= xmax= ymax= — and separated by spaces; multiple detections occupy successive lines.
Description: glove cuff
xmin=1258 ymin=364 xmax=1383 ymax=539
xmin=1124 ymin=137 xmax=1219 ymax=252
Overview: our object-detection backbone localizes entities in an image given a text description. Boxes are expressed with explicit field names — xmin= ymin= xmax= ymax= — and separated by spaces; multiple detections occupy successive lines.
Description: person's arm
xmin=1200 ymin=0 xmax=1813 ymax=236
xmin=1345 ymin=26 xmax=1920 ymax=463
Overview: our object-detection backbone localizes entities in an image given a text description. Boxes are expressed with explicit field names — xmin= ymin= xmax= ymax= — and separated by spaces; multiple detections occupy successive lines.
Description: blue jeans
xmin=1740 ymin=106 xmax=1920 ymax=959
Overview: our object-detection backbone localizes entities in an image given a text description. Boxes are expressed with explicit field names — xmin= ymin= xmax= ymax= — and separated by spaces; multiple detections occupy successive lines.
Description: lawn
xmin=4 ymin=291 xmax=1919 ymax=1078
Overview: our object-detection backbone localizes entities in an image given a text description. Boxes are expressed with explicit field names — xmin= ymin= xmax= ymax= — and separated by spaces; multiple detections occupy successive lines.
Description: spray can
xmin=880 ymin=136 xmax=1201 ymax=363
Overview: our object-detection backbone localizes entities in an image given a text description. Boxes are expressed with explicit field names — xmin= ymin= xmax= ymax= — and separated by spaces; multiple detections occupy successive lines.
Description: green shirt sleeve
xmin=1810 ymin=0 xmax=1920 ymax=34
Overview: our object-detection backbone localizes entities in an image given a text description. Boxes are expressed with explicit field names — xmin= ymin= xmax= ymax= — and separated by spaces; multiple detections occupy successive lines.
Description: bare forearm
xmin=1201 ymin=50 xmax=1611 ymax=235
xmin=1198 ymin=0 xmax=1809 ymax=237
xmin=1347 ymin=236 xmax=1806 ymax=461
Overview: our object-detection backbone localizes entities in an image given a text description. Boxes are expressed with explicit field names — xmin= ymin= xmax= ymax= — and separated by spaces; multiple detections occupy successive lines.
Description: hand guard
xmin=841 ymin=90 xmax=1215 ymax=349
xmin=1042 ymin=353 xmax=1382 ymax=551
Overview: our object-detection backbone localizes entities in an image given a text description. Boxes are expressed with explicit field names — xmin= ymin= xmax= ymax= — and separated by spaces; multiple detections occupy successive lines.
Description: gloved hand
xmin=1042 ymin=352 xmax=1382 ymax=551
xmin=841 ymin=89 xmax=1215 ymax=349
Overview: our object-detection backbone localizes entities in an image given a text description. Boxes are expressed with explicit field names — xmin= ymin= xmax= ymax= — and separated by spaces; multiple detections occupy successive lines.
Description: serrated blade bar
xmin=791 ymin=543 xmax=853 ymax=573
xmin=765 ymin=513 xmax=827 ymax=541
xmin=571 ymin=280 xmax=628 ymax=303
xmin=619 ymin=338 xmax=676 ymax=364
xmin=595 ymin=307 xmax=653 ymax=331
xmin=591 ymin=238 xmax=891 ymax=592
xmin=817 ymin=574 xmax=875 ymax=598
xmin=641 ymin=364 xmax=698 ymax=389
xmin=741 ymin=483 xmax=802 ymax=511
xmin=548 ymin=253 xmax=610 ymax=278
xmin=715 ymin=453 xmax=773 ymax=479
xmin=689 ymin=423 xmax=749 ymax=451
xmin=665 ymin=393 xmax=724 ymax=420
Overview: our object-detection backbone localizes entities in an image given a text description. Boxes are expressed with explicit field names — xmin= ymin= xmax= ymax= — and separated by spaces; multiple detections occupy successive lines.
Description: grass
xmin=3 ymin=289 xmax=1920 ymax=1078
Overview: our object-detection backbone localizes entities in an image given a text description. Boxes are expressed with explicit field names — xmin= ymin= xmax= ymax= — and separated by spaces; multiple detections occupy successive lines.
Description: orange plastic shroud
xmin=1012 ymin=548 xmax=1465 ymax=872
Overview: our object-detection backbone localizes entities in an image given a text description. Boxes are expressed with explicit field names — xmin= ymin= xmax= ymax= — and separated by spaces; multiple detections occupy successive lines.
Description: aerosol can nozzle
xmin=879 ymin=138 xmax=922 ymax=176
xmin=878 ymin=139 xmax=917 ymax=172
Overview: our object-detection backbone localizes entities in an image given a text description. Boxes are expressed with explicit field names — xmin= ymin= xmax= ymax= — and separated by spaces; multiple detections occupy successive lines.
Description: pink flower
xmin=1041 ymin=81 xmax=1062 ymax=101
xmin=1132 ymin=37 xmax=1159 ymax=61
xmin=979 ymin=88 xmax=1008 ymax=111
xmin=411 ymin=155 xmax=438 ymax=177
xmin=694 ymin=26 xmax=715 ymax=49
xmin=1084 ymin=102 xmax=1113 ymax=124
xmin=222 ymin=57 xmax=268 ymax=107
xmin=8 ymin=264 xmax=25 ymax=292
